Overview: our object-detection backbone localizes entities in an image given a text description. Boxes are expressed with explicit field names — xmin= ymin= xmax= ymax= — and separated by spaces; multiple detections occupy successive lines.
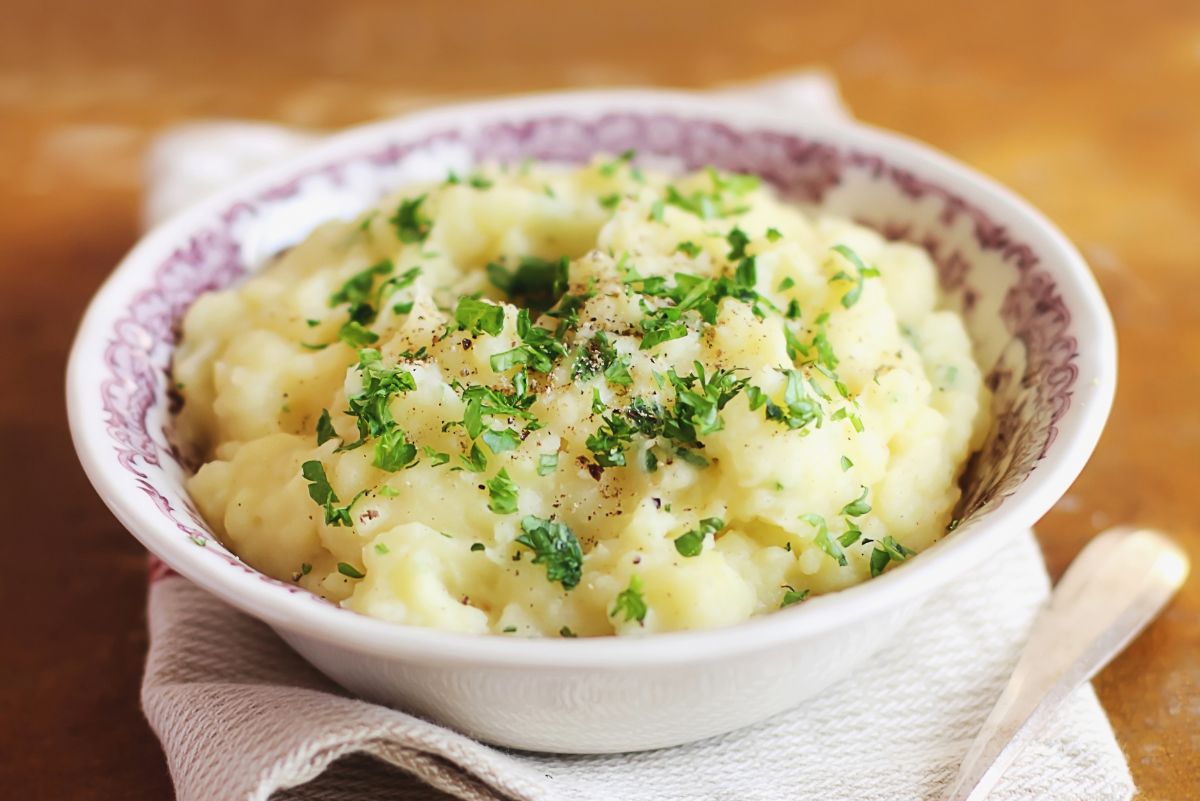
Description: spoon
xmin=944 ymin=526 xmax=1189 ymax=801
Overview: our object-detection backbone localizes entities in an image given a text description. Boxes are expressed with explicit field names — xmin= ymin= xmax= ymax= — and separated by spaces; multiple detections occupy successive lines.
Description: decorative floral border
xmin=100 ymin=111 xmax=1076 ymax=593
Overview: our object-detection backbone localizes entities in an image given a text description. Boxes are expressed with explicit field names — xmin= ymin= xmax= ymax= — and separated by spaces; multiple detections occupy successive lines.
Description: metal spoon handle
xmin=943 ymin=527 xmax=1189 ymax=801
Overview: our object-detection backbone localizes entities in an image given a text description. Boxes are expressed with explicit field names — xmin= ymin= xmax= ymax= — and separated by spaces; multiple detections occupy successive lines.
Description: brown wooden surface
xmin=3 ymin=1 xmax=1198 ymax=798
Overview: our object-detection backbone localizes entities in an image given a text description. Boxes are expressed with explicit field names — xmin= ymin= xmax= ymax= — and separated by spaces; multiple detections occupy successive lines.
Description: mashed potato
xmin=174 ymin=156 xmax=990 ymax=637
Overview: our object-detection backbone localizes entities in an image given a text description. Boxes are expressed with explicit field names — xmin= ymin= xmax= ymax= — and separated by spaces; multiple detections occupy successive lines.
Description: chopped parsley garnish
xmin=454 ymin=296 xmax=505 ymax=336
xmin=515 ymin=516 xmax=584 ymax=590
xmin=840 ymin=486 xmax=871 ymax=517
xmin=374 ymin=542 xmax=390 ymax=555
xmin=598 ymin=149 xmax=636 ymax=176
xmin=726 ymin=227 xmax=750 ymax=260
xmin=801 ymin=513 xmax=847 ymax=567
xmin=674 ymin=241 xmax=702 ymax=258
xmin=838 ymin=521 xmax=863 ymax=548
xmin=373 ymin=427 xmax=418 ymax=471
xmin=870 ymin=535 xmax=916 ymax=577
xmin=780 ymin=585 xmax=810 ymax=607
xmin=598 ymin=192 xmax=622 ymax=210
xmin=337 ymin=562 xmax=365 ymax=579
xmin=610 ymin=575 xmax=648 ymax=624
xmin=629 ymin=256 xmax=773 ymax=351
xmin=758 ymin=369 xmax=823 ymax=432
xmin=490 ymin=309 xmax=567 ymax=374
xmin=573 ymin=331 xmax=617 ymax=380
xmin=665 ymin=185 xmax=718 ymax=219
xmin=482 ymin=427 xmax=522 ymax=454
xmin=840 ymin=455 xmax=854 ymax=471
xmin=486 ymin=255 xmax=568 ymax=313
xmin=315 ymin=409 xmax=337 ymax=445
xmin=586 ymin=408 xmax=642 ymax=468
xmin=537 ymin=453 xmax=559 ymax=475
xmin=661 ymin=363 xmax=748 ymax=444
xmin=301 ymin=460 xmax=366 ymax=527
xmin=559 ymin=625 xmax=577 ymax=638
xmin=389 ymin=195 xmax=432 ymax=243
xmin=765 ymin=227 xmax=783 ymax=242
xmin=783 ymin=324 xmax=807 ymax=362
xmin=422 ymin=446 xmax=450 ymax=466
xmin=340 ymin=349 xmax=417 ymax=449
xmin=573 ymin=332 xmax=633 ymax=386
xmin=584 ymin=364 xmax=745 ymax=470
xmin=372 ymin=266 xmax=422 ymax=312
xmin=454 ymin=379 xmax=538 ymax=441
xmin=674 ymin=517 xmax=724 ymax=557
xmin=331 ymin=260 xmax=392 ymax=316
xmin=337 ymin=320 xmax=379 ymax=347
xmin=486 ymin=469 xmax=519 ymax=514
xmin=301 ymin=562 xmax=312 ymax=575
xmin=706 ymin=167 xmax=760 ymax=196
xmin=470 ymin=542 xmax=485 ymax=552
xmin=459 ymin=443 xmax=488 ymax=473
xmin=829 ymin=244 xmax=881 ymax=309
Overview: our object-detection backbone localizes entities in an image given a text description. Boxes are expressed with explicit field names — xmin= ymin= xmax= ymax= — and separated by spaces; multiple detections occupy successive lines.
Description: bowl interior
xmin=75 ymin=91 xmax=1112 ymax=646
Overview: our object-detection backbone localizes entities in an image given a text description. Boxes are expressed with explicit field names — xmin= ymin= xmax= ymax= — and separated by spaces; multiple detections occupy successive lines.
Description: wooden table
xmin=3 ymin=1 xmax=1197 ymax=797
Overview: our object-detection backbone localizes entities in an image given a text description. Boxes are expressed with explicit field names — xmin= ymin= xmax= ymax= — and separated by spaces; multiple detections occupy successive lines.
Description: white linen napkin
xmin=138 ymin=74 xmax=1136 ymax=801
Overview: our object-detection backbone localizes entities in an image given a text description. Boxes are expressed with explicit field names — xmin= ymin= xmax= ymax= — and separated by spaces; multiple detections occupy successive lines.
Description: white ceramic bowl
xmin=67 ymin=89 xmax=1115 ymax=754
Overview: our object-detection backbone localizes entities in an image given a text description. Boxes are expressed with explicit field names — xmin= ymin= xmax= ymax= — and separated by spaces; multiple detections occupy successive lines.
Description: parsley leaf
xmin=726 ymin=227 xmax=750 ymax=260
xmin=610 ymin=574 xmax=648 ymax=624
xmin=337 ymin=320 xmax=379 ymax=347
xmin=486 ymin=469 xmax=519 ymax=514
xmin=340 ymin=349 xmax=417 ymax=448
xmin=454 ymin=297 xmax=505 ymax=336
xmin=459 ymin=443 xmax=488 ymax=473
xmin=870 ymin=535 xmax=916 ymax=577
xmin=490 ymin=308 xmax=567 ymax=374
xmin=537 ymin=453 xmax=559 ymax=475
xmin=801 ymin=513 xmax=847 ymax=567
xmin=516 ymin=516 xmax=584 ymax=590
xmin=337 ymin=562 xmax=365 ymax=579
xmin=330 ymin=260 xmax=393 ymax=315
xmin=841 ymin=486 xmax=871 ymax=517
xmin=315 ymin=409 xmax=337 ymax=445
xmin=573 ymin=331 xmax=618 ymax=380
xmin=373 ymin=427 xmax=418 ymax=471
xmin=389 ymin=195 xmax=432 ymax=243
xmin=302 ymin=459 xmax=338 ymax=507
xmin=830 ymin=244 xmax=881 ymax=309
xmin=674 ymin=517 xmax=724 ymax=557
xmin=454 ymin=381 xmax=538 ymax=441
xmin=482 ymin=427 xmax=522 ymax=454
xmin=780 ymin=585 xmax=810 ymax=607
xmin=301 ymin=460 xmax=365 ymax=527
xmin=486 ymin=255 xmax=568 ymax=313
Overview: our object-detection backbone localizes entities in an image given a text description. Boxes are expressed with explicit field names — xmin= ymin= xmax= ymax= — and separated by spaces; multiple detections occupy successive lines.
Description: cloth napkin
xmin=138 ymin=74 xmax=1136 ymax=801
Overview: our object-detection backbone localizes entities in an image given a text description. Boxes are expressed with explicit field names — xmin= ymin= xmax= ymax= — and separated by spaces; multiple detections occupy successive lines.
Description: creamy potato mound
xmin=174 ymin=156 xmax=991 ymax=637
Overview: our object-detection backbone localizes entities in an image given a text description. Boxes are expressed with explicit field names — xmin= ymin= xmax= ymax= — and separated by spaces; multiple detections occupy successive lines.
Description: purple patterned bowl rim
xmin=67 ymin=89 xmax=1115 ymax=667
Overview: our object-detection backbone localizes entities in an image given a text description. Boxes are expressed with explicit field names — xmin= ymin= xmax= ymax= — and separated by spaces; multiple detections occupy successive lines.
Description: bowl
xmin=67 ymin=89 xmax=1115 ymax=753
